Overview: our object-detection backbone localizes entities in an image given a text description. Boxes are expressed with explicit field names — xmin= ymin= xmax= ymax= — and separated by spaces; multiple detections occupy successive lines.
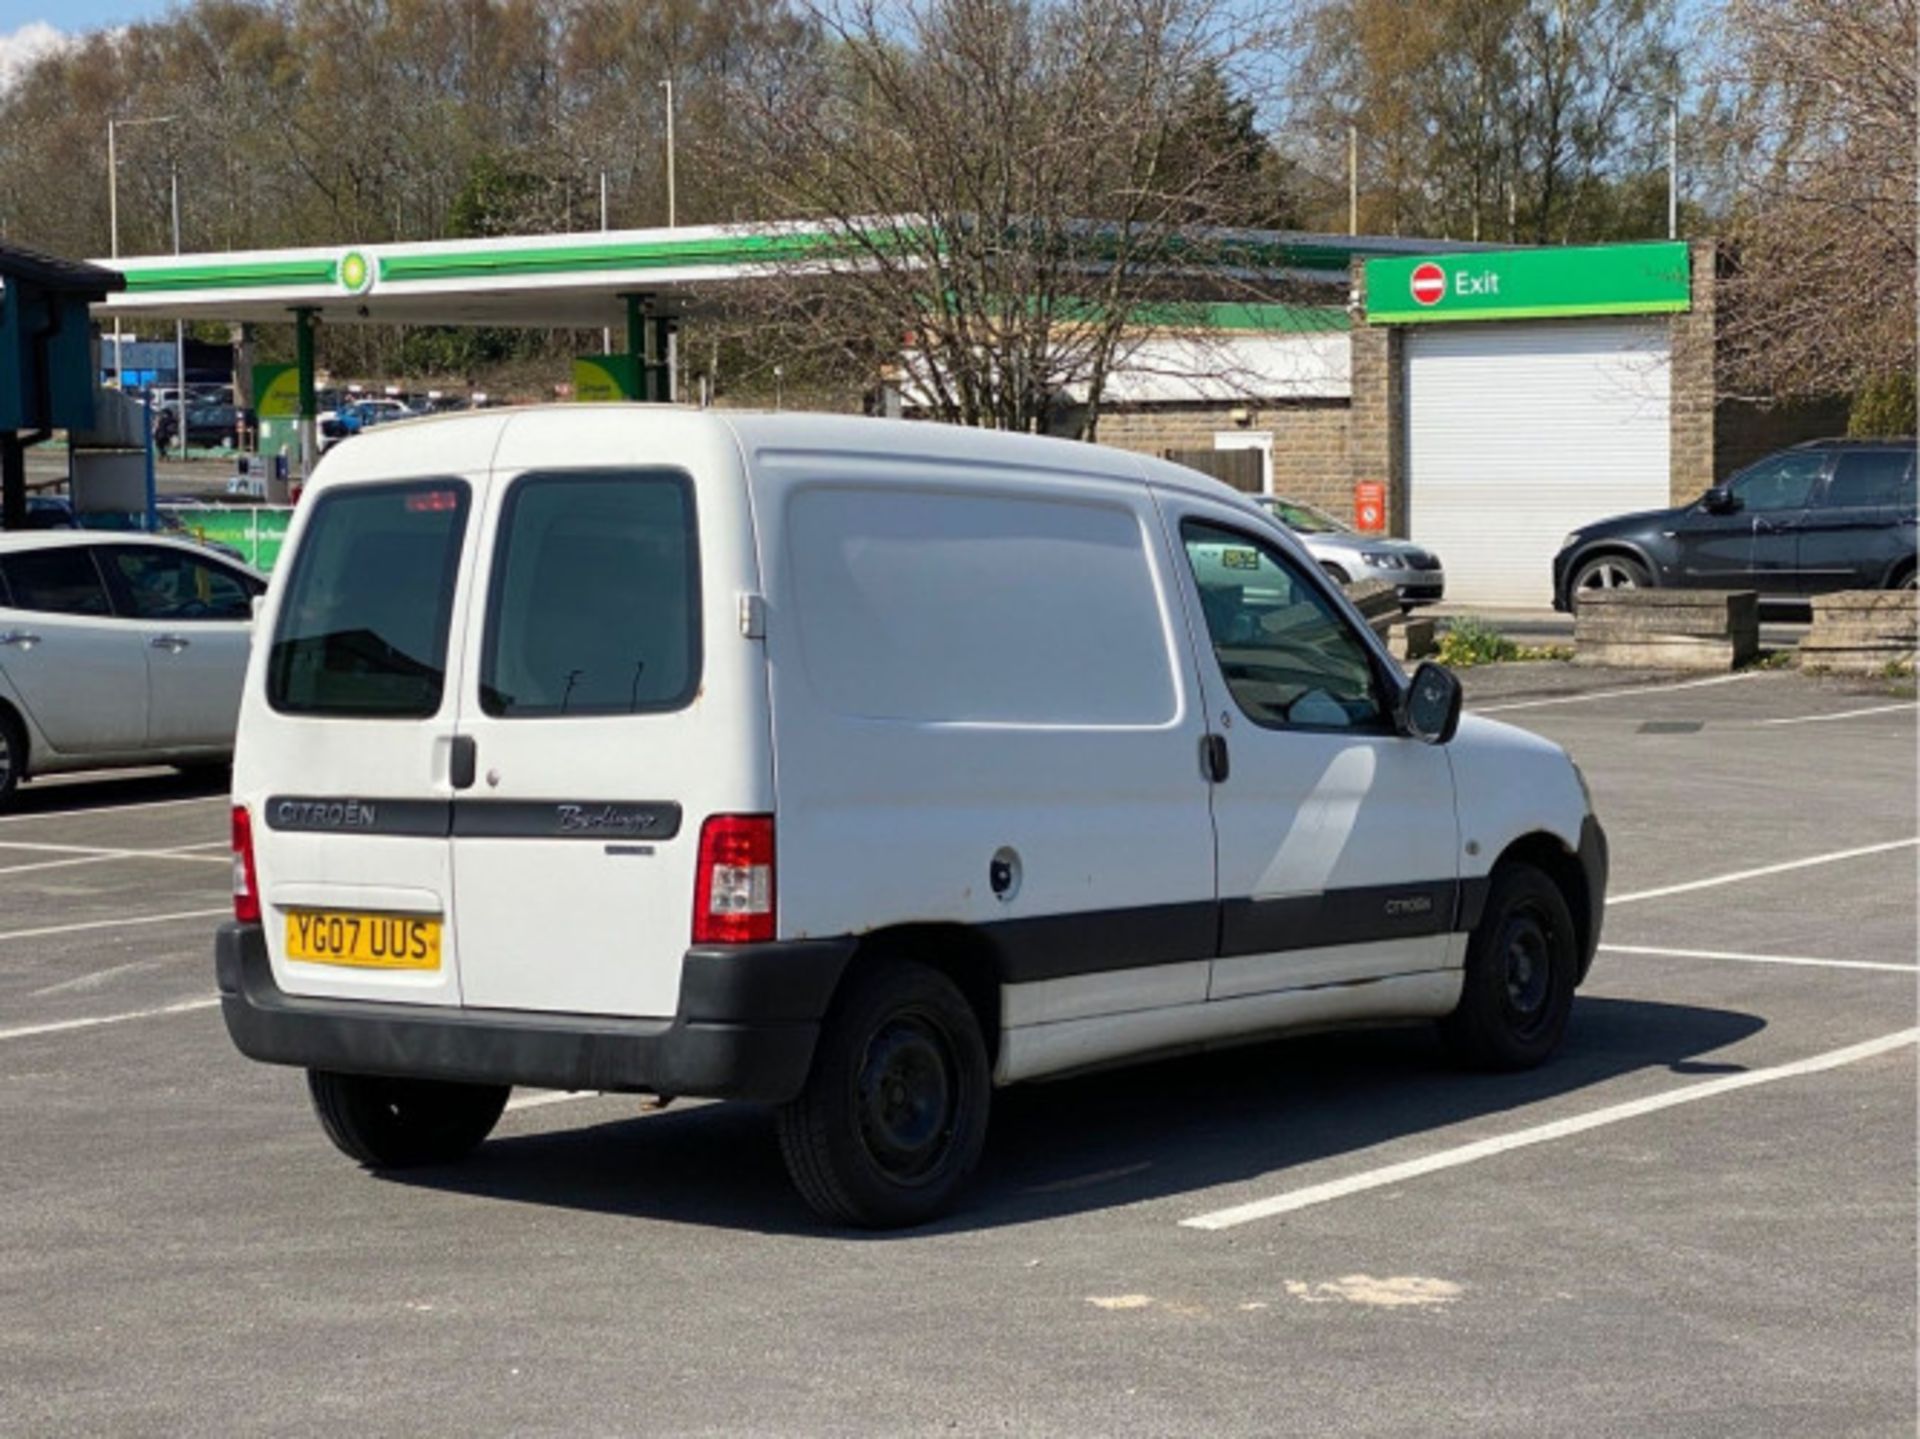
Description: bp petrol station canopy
xmin=91 ymin=220 xmax=1485 ymax=331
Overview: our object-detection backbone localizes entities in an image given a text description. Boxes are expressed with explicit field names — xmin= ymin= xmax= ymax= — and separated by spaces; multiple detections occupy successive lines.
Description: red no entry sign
xmin=1410 ymin=262 xmax=1446 ymax=306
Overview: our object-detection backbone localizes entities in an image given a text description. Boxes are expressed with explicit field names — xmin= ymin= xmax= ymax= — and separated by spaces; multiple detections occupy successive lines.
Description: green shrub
xmin=1849 ymin=372 xmax=1917 ymax=438
xmin=1437 ymin=617 xmax=1520 ymax=667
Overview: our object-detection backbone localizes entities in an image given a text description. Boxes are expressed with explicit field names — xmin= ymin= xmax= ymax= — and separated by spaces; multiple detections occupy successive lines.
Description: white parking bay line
xmin=0 ymin=793 xmax=227 ymax=825
xmin=1600 ymin=943 xmax=1918 ymax=975
xmin=0 ymin=996 xmax=220 ymax=1042
xmin=1474 ymin=672 xmax=1758 ymax=715
xmin=1181 ymin=1027 xmax=1919 ymax=1231
xmin=1758 ymin=702 xmax=1919 ymax=726
xmin=1611 ymin=837 xmax=1919 ymax=906
xmin=0 ymin=908 xmax=230 ymax=945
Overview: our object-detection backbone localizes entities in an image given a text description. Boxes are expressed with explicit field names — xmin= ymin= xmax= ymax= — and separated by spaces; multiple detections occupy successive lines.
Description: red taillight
xmin=692 ymin=814 xmax=775 ymax=945
xmin=232 ymin=805 xmax=261 ymax=924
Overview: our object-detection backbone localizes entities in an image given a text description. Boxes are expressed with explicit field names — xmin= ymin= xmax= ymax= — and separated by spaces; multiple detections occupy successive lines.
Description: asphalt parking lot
xmin=1 ymin=668 xmax=1913 ymax=1437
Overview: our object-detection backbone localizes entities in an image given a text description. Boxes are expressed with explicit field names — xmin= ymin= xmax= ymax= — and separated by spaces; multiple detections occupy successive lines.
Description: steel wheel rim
xmin=1499 ymin=907 xmax=1557 ymax=1039
xmin=0 ymin=726 xmax=12 ymax=791
xmin=856 ymin=1012 xmax=959 ymax=1185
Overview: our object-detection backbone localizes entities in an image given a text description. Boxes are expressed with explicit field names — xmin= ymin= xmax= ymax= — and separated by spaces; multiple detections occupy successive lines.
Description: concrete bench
xmin=1344 ymin=578 xmax=1436 ymax=661
xmin=1797 ymin=592 xmax=1918 ymax=675
xmin=1574 ymin=590 xmax=1759 ymax=671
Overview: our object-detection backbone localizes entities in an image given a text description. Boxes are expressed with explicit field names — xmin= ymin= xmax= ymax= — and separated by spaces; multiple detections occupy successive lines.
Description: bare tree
xmin=704 ymin=0 xmax=1308 ymax=439
xmin=1707 ymin=0 xmax=1917 ymax=408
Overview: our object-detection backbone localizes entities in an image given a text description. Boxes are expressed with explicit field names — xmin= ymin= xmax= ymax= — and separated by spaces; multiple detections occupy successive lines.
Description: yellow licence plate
xmin=285 ymin=910 xmax=441 ymax=970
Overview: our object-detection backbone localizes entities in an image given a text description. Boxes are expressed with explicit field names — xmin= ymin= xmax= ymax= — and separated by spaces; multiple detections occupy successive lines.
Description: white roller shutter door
xmin=1407 ymin=320 xmax=1670 ymax=606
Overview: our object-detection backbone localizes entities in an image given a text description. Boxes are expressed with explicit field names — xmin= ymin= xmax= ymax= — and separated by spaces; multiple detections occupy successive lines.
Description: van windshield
xmin=268 ymin=481 xmax=471 ymax=717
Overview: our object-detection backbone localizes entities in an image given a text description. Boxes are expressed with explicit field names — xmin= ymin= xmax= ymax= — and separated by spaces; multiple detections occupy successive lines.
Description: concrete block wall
xmin=1096 ymin=401 xmax=1354 ymax=517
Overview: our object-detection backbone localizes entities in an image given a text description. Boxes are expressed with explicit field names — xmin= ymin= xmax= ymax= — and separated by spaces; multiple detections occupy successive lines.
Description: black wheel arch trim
xmin=1457 ymin=819 xmax=1607 ymax=987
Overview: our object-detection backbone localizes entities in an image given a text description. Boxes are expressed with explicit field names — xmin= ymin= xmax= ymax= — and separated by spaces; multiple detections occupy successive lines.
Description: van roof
xmin=311 ymin=404 xmax=1259 ymax=511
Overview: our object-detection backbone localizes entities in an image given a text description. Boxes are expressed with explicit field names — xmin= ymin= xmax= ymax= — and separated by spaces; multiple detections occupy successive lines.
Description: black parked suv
xmin=1553 ymin=439 xmax=1917 ymax=610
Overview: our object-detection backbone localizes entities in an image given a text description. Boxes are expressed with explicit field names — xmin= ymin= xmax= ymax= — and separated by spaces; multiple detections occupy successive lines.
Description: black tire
xmin=306 ymin=1070 xmax=509 ymax=1168
xmin=1568 ymin=553 xmax=1651 ymax=609
xmin=1319 ymin=561 xmax=1351 ymax=586
xmin=0 ymin=705 xmax=23 ymax=809
xmin=777 ymin=961 xmax=991 ymax=1228
xmin=1439 ymin=863 xmax=1578 ymax=1071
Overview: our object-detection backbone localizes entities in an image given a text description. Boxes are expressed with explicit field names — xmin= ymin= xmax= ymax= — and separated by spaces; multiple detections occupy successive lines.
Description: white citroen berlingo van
xmin=219 ymin=407 xmax=1606 ymax=1227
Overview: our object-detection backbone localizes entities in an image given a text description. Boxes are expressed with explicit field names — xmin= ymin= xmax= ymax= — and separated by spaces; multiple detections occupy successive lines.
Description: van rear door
xmin=247 ymin=473 xmax=481 ymax=1008
xmin=445 ymin=417 xmax=769 ymax=1020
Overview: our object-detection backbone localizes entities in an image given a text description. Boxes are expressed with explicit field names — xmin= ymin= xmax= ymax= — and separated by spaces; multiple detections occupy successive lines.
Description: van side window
xmin=1180 ymin=521 xmax=1387 ymax=732
xmin=268 ymin=481 xmax=470 ymax=717
xmin=786 ymin=486 xmax=1178 ymax=725
xmin=480 ymin=471 xmax=700 ymax=717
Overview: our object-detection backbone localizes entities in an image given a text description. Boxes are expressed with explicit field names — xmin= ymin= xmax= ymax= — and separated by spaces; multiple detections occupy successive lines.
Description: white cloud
xmin=0 ymin=22 xmax=71 ymax=94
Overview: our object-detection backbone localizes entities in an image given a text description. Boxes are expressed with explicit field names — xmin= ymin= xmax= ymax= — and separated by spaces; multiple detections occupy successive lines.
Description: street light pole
xmin=1667 ymin=97 xmax=1679 ymax=240
xmin=601 ymin=170 xmax=612 ymax=356
xmin=105 ymin=113 xmax=178 ymax=393
xmin=171 ymin=164 xmax=186 ymax=455
xmin=661 ymin=79 xmax=676 ymax=228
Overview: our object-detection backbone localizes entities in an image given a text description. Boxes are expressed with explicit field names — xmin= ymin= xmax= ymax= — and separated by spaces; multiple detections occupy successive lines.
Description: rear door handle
xmin=0 ymin=631 xmax=41 ymax=649
xmin=449 ymin=735 xmax=478 ymax=791
xmin=1200 ymin=733 xmax=1229 ymax=783
xmin=149 ymin=634 xmax=190 ymax=653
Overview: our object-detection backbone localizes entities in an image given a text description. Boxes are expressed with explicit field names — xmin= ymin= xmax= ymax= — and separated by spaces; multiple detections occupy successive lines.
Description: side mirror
xmin=1701 ymin=486 xmax=1741 ymax=515
xmin=1400 ymin=661 xmax=1462 ymax=745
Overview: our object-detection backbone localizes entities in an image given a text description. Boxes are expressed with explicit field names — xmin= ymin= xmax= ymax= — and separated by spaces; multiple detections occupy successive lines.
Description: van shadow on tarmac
xmin=387 ymin=995 xmax=1764 ymax=1237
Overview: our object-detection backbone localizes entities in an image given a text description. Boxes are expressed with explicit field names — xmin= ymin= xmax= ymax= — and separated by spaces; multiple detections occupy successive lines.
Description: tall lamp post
xmin=660 ymin=79 xmax=677 ymax=228
xmin=1666 ymin=96 xmax=1679 ymax=240
xmin=106 ymin=113 xmax=178 ymax=393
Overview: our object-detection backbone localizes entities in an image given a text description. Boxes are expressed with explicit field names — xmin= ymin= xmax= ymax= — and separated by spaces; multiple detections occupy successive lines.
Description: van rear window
xmin=479 ymin=471 xmax=699 ymax=717
xmin=268 ymin=481 xmax=471 ymax=717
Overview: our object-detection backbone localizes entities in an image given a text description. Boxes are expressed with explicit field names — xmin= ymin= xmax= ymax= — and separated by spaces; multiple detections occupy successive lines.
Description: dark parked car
xmin=1553 ymin=439 xmax=1917 ymax=610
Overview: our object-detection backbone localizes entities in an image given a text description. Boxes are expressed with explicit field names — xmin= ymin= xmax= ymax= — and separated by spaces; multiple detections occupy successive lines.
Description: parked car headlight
xmin=1561 ymin=531 xmax=1584 ymax=552
xmin=1361 ymin=552 xmax=1406 ymax=569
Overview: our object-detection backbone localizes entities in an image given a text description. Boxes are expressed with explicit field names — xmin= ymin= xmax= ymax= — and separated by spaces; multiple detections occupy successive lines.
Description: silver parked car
xmin=0 ymin=532 xmax=266 ymax=805
xmin=1254 ymin=496 xmax=1446 ymax=608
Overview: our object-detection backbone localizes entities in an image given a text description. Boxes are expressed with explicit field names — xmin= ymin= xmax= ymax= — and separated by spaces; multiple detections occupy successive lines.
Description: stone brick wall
xmin=1667 ymin=240 xmax=1718 ymax=505
xmin=1347 ymin=260 xmax=1406 ymax=534
xmin=1096 ymin=401 xmax=1354 ymax=515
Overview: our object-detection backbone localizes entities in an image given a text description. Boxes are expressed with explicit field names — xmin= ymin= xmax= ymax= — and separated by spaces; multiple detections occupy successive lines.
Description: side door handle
xmin=149 ymin=634 xmax=190 ymax=653
xmin=0 ymin=630 xmax=42 ymax=649
xmin=1200 ymin=733 xmax=1229 ymax=783
xmin=449 ymin=735 xmax=478 ymax=791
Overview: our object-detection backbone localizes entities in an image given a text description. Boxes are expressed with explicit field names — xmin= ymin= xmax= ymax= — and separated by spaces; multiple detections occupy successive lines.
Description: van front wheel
xmin=777 ymin=962 xmax=991 ymax=1228
xmin=1439 ymin=863 xmax=1577 ymax=1070
xmin=306 ymin=1070 xmax=509 ymax=1168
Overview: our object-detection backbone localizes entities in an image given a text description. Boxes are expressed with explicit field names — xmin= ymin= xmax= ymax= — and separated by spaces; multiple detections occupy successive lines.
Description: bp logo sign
xmin=1410 ymin=262 xmax=1447 ymax=307
xmin=339 ymin=250 xmax=374 ymax=295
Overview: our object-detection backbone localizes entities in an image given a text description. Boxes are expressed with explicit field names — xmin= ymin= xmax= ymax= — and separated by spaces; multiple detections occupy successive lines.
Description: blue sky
xmin=0 ymin=0 xmax=167 ymax=29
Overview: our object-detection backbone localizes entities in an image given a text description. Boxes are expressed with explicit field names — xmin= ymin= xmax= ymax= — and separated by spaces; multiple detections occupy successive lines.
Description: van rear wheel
xmin=777 ymin=962 xmax=990 ymax=1228
xmin=1439 ymin=863 xmax=1577 ymax=1070
xmin=306 ymin=1070 xmax=509 ymax=1168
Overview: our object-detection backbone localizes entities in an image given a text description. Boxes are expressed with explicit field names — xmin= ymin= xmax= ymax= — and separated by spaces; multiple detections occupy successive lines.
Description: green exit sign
xmin=1366 ymin=241 xmax=1691 ymax=325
